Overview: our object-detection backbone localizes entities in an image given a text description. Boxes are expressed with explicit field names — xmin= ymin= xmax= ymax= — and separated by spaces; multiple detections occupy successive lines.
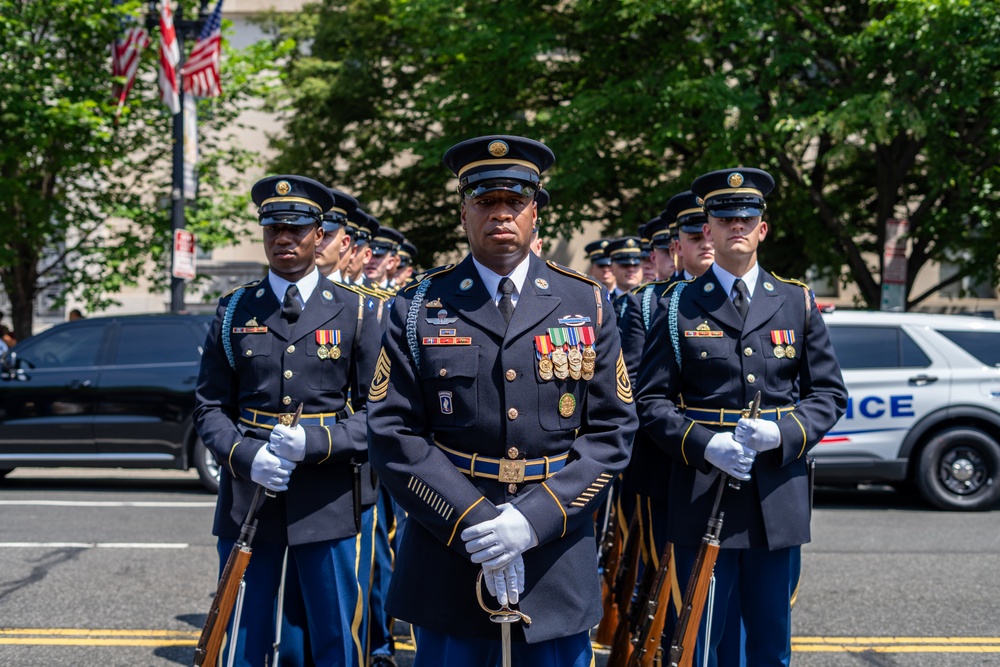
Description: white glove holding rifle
xmin=251 ymin=446 xmax=296 ymax=492
xmin=704 ymin=432 xmax=756 ymax=480
xmin=269 ymin=423 xmax=307 ymax=462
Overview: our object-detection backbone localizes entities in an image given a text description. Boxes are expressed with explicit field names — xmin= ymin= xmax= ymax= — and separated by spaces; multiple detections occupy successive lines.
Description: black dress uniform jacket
xmin=634 ymin=268 xmax=847 ymax=550
xmin=195 ymin=275 xmax=382 ymax=546
xmin=367 ymin=254 xmax=638 ymax=643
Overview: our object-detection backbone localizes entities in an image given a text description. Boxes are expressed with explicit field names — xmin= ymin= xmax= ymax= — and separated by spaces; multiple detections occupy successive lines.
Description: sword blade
xmin=500 ymin=621 xmax=512 ymax=667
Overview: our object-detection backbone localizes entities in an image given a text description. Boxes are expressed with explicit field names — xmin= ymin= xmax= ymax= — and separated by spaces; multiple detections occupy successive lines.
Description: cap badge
xmin=626 ymin=239 xmax=636 ymax=247
xmin=276 ymin=180 xmax=291 ymax=195
xmin=600 ymin=240 xmax=608 ymax=248
xmin=460 ymin=278 xmax=474 ymax=291
xmin=728 ymin=172 xmax=744 ymax=188
xmin=703 ymin=282 xmax=715 ymax=293
xmin=535 ymin=278 xmax=549 ymax=290
xmin=488 ymin=140 xmax=509 ymax=157
xmin=763 ymin=281 xmax=774 ymax=291
xmin=696 ymin=197 xmax=704 ymax=206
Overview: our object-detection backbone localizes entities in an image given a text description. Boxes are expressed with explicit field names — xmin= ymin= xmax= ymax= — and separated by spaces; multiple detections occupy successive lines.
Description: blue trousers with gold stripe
xmin=217 ymin=505 xmax=375 ymax=667
xmin=412 ymin=626 xmax=593 ymax=667
xmin=369 ymin=487 xmax=406 ymax=661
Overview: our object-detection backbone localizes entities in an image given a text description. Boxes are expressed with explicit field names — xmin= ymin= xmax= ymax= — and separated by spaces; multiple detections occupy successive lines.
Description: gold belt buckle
xmin=498 ymin=459 xmax=526 ymax=484
xmin=278 ymin=412 xmax=295 ymax=426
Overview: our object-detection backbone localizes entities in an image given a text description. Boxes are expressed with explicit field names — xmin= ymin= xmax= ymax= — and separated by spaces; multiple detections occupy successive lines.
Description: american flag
xmin=110 ymin=1 xmax=150 ymax=115
xmin=158 ymin=0 xmax=181 ymax=115
xmin=180 ymin=0 xmax=224 ymax=98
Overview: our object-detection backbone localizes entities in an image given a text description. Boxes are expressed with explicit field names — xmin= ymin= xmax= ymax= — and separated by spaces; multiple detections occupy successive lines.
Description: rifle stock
xmin=192 ymin=543 xmax=252 ymax=666
xmin=594 ymin=503 xmax=626 ymax=646
xmin=626 ymin=541 xmax=673 ymax=667
xmin=666 ymin=476 xmax=727 ymax=667
xmin=604 ymin=510 xmax=642 ymax=667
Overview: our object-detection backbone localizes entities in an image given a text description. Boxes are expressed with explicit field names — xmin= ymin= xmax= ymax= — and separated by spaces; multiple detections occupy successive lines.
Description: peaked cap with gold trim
xmin=251 ymin=175 xmax=335 ymax=225
xmin=442 ymin=135 xmax=555 ymax=198
xmin=691 ymin=167 xmax=774 ymax=218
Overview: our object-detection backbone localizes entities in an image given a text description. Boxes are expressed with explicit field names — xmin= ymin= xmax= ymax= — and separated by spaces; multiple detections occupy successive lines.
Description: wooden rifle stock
xmin=666 ymin=476 xmax=727 ymax=667
xmin=193 ymin=404 xmax=301 ymax=666
xmin=594 ymin=503 xmax=626 ymax=646
xmin=626 ymin=541 xmax=673 ymax=667
xmin=604 ymin=510 xmax=642 ymax=667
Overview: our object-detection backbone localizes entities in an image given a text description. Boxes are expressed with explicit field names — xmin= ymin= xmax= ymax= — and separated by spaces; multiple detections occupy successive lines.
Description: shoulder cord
xmin=222 ymin=287 xmax=246 ymax=370
xmin=641 ymin=284 xmax=656 ymax=331
xmin=668 ymin=282 xmax=687 ymax=372
xmin=405 ymin=278 xmax=432 ymax=374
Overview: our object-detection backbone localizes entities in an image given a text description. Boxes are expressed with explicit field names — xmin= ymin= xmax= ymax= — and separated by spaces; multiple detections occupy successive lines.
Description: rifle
xmin=192 ymin=404 xmax=301 ymax=666
xmin=665 ymin=473 xmax=726 ymax=667
xmin=604 ymin=509 xmax=642 ymax=667
xmin=626 ymin=540 xmax=673 ymax=667
xmin=594 ymin=499 xmax=623 ymax=646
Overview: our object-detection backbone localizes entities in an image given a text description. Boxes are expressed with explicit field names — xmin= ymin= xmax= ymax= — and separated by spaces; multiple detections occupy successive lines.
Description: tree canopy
xmin=263 ymin=0 xmax=1000 ymax=309
xmin=0 ymin=0 xmax=283 ymax=338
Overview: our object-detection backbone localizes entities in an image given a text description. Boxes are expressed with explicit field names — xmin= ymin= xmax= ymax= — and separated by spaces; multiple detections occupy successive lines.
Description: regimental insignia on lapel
xmin=763 ymin=281 xmax=774 ymax=291
xmin=255 ymin=288 xmax=265 ymax=298
xmin=322 ymin=290 xmax=333 ymax=300
xmin=460 ymin=278 xmax=473 ymax=290
xmin=703 ymin=282 xmax=715 ymax=293
xmin=535 ymin=278 xmax=549 ymax=290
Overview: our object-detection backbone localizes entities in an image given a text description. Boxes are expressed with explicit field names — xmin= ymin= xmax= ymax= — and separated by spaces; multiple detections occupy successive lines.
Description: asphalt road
xmin=0 ymin=469 xmax=998 ymax=666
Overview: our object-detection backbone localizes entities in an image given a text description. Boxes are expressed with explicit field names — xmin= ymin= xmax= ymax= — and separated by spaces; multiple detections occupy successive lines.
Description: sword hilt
xmin=475 ymin=569 xmax=532 ymax=626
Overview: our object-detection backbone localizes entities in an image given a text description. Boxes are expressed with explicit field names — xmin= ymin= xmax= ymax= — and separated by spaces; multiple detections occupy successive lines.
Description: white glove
xmin=250 ymin=446 xmax=296 ymax=492
xmin=461 ymin=503 xmax=539 ymax=569
xmin=482 ymin=555 xmax=526 ymax=607
xmin=704 ymin=432 xmax=756 ymax=481
xmin=735 ymin=417 xmax=782 ymax=452
xmin=269 ymin=423 xmax=307 ymax=462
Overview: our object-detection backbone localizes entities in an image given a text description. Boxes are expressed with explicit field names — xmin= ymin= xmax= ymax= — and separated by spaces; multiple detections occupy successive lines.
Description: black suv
xmin=0 ymin=314 xmax=219 ymax=492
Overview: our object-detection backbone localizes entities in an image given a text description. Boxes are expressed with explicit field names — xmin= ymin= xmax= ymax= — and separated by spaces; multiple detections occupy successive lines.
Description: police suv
xmin=817 ymin=310 xmax=1000 ymax=511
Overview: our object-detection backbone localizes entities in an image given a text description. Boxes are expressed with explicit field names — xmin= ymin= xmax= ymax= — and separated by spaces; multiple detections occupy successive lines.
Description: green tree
xmin=0 ymin=0 xmax=284 ymax=339
xmin=263 ymin=0 xmax=1000 ymax=309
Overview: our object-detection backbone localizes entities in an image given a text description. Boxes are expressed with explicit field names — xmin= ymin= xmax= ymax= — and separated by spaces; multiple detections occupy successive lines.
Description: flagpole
xmin=147 ymin=0 xmax=211 ymax=314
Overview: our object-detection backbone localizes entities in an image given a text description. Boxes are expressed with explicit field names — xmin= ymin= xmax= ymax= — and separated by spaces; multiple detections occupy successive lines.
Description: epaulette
xmin=545 ymin=260 xmax=601 ymax=288
xmin=772 ymin=273 xmax=810 ymax=290
xmin=223 ymin=279 xmax=261 ymax=299
xmin=663 ymin=278 xmax=693 ymax=296
xmin=401 ymin=264 xmax=456 ymax=293
xmin=629 ymin=279 xmax=672 ymax=296
xmin=337 ymin=281 xmax=381 ymax=300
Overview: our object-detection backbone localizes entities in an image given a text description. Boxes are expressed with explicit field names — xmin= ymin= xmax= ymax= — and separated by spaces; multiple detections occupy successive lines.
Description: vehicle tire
xmin=193 ymin=437 xmax=220 ymax=494
xmin=916 ymin=427 xmax=1000 ymax=511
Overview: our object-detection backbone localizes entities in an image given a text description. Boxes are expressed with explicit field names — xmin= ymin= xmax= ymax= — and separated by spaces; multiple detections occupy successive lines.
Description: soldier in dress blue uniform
xmin=529 ymin=188 xmax=549 ymax=257
xmin=366 ymin=226 xmax=405 ymax=293
xmin=367 ymin=135 xmax=638 ymax=667
xmin=607 ymin=236 xmax=643 ymax=304
xmin=315 ymin=187 xmax=360 ymax=282
xmin=634 ymin=167 xmax=847 ymax=667
xmin=194 ymin=175 xmax=383 ymax=667
xmin=584 ymin=238 xmax=617 ymax=294
xmin=345 ymin=208 xmax=380 ymax=289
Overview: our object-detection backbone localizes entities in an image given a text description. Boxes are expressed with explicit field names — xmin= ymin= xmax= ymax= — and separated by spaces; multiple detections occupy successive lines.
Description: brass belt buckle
xmin=498 ymin=459 xmax=526 ymax=484
xmin=278 ymin=412 xmax=296 ymax=426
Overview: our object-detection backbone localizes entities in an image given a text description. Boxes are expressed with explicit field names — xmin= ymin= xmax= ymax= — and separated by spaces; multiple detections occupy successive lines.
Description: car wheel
xmin=916 ymin=427 xmax=1000 ymax=511
xmin=193 ymin=437 xmax=220 ymax=494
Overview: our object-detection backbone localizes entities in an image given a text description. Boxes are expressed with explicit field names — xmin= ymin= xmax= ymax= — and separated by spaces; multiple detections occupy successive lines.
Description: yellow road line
xmin=2 ymin=630 xmax=999 ymax=653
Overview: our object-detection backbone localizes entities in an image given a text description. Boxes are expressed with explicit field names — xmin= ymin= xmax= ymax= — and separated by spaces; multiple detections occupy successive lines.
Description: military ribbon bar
xmin=567 ymin=326 xmax=581 ymax=348
xmin=548 ymin=327 xmax=570 ymax=347
xmin=579 ymin=326 xmax=596 ymax=347
xmin=535 ymin=334 xmax=554 ymax=357
xmin=771 ymin=330 xmax=795 ymax=345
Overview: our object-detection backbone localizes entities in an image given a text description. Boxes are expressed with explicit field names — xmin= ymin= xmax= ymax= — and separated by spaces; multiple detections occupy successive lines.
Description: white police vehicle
xmin=818 ymin=310 xmax=1000 ymax=511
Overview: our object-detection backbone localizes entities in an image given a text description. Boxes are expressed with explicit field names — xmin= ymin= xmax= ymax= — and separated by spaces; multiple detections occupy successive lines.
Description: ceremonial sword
xmin=476 ymin=569 xmax=532 ymax=667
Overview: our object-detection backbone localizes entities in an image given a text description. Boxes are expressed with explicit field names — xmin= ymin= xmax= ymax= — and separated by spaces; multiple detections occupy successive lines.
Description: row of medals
xmin=317 ymin=344 xmax=342 ymax=360
xmin=539 ymin=346 xmax=597 ymax=381
xmin=774 ymin=344 xmax=795 ymax=359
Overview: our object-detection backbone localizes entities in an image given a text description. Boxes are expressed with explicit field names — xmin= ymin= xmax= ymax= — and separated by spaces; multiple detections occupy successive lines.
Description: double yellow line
xmin=793 ymin=637 xmax=1000 ymax=653
xmin=0 ymin=628 xmax=198 ymax=647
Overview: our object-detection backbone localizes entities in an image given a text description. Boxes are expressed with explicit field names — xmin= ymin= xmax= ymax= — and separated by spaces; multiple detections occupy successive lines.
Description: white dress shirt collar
xmin=472 ymin=254 xmax=531 ymax=307
xmin=711 ymin=262 xmax=760 ymax=301
xmin=268 ymin=267 xmax=320 ymax=308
